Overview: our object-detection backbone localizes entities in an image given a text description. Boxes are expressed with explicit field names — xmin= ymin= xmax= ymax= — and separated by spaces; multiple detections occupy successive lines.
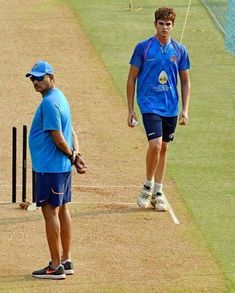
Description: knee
xmin=149 ymin=140 xmax=162 ymax=154
xmin=42 ymin=204 xmax=59 ymax=221
xmin=59 ymin=204 xmax=69 ymax=217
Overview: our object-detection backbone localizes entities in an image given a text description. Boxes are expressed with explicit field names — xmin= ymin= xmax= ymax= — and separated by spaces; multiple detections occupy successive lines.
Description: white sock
xmin=144 ymin=180 xmax=153 ymax=189
xmin=62 ymin=259 xmax=71 ymax=264
xmin=51 ymin=263 xmax=62 ymax=269
xmin=153 ymin=182 xmax=163 ymax=194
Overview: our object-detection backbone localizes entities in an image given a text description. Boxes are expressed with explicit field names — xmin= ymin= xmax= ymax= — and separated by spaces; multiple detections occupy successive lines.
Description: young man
xmin=127 ymin=7 xmax=191 ymax=211
xmin=26 ymin=60 xmax=86 ymax=279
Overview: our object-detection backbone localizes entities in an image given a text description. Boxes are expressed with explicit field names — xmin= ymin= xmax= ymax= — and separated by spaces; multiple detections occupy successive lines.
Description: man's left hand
xmin=74 ymin=154 xmax=87 ymax=174
xmin=179 ymin=111 xmax=188 ymax=125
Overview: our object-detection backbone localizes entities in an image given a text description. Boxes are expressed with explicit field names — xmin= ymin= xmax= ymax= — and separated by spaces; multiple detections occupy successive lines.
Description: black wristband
xmin=68 ymin=149 xmax=74 ymax=159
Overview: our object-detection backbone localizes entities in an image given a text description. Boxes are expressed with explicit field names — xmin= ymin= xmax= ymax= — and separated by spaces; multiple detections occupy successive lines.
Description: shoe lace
xmin=155 ymin=197 xmax=166 ymax=205
xmin=152 ymin=194 xmax=165 ymax=204
xmin=141 ymin=192 xmax=150 ymax=200
xmin=156 ymin=198 xmax=164 ymax=204
xmin=139 ymin=185 xmax=152 ymax=200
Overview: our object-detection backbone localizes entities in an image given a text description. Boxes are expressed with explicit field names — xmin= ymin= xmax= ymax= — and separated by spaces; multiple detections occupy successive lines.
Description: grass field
xmin=3 ymin=1 xmax=230 ymax=292
xmin=0 ymin=0 xmax=234 ymax=291
xmin=62 ymin=0 xmax=235 ymax=291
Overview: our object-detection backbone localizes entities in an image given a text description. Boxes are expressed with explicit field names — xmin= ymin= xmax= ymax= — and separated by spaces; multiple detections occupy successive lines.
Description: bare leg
xmin=146 ymin=137 xmax=162 ymax=181
xmin=154 ymin=141 xmax=168 ymax=184
xmin=59 ymin=204 xmax=72 ymax=261
xmin=41 ymin=204 xmax=61 ymax=267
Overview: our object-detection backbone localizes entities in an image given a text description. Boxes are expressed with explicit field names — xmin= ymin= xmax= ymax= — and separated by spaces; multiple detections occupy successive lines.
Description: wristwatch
xmin=68 ymin=149 xmax=74 ymax=159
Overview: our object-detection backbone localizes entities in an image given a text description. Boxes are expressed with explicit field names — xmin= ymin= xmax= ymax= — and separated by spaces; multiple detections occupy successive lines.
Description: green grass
xmin=60 ymin=0 xmax=235 ymax=291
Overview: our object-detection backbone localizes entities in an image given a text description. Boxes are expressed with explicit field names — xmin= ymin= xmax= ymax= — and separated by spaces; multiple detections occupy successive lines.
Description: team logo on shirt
xmin=158 ymin=71 xmax=168 ymax=84
xmin=170 ymin=55 xmax=177 ymax=62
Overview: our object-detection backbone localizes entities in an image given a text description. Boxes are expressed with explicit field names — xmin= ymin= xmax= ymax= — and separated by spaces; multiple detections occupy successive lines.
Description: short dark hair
xmin=155 ymin=7 xmax=176 ymax=24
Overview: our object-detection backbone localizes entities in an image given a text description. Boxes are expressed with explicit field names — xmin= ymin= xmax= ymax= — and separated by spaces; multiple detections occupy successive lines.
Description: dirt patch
xmin=0 ymin=0 xmax=227 ymax=292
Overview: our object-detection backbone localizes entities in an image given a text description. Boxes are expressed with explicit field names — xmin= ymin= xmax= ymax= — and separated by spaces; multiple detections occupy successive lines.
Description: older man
xmin=26 ymin=60 xmax=86 ymax=279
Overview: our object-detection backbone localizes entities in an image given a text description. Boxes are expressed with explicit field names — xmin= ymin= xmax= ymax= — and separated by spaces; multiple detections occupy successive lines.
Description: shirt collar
xmin=154 ymin=35 xmax=171 ymax=46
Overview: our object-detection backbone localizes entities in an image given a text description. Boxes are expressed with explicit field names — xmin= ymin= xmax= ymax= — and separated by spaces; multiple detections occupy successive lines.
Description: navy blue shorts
xmin=142 ymin=113 xmax=178 ymax=142
xmin=34 ymin=172 xmax=72 ymax=207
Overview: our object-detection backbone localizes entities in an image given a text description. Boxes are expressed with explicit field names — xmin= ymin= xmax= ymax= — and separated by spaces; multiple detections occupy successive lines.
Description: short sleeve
xmin=179 ymin=45 xmax=190 ymax=71
xmin=129 ymin=42 xmax=145 ymax=68
xmin=42 ymin=100 xmax=61 ymax=131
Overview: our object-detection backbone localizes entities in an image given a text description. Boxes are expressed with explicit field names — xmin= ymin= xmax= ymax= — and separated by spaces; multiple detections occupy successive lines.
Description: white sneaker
xmin=151 ymin=192 xmax=168 ymax=212
xmin=137 ymin=185 xmax=152 ymax=208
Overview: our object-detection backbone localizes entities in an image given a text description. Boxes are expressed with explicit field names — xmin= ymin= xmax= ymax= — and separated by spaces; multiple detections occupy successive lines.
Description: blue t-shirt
xmin=130 ymin=36 xmax=190 ymax=116
xmin=29 ymin=88 xmax=73 ymax=173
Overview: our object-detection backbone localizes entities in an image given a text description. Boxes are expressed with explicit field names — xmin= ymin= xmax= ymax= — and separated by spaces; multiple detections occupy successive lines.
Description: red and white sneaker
xmin=32 ymin=263 xmax=66 ymax=280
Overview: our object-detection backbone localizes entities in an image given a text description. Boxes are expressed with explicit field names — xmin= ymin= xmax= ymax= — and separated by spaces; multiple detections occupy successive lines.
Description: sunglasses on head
xmin=30 ymin=75 xmax=46 ymax=82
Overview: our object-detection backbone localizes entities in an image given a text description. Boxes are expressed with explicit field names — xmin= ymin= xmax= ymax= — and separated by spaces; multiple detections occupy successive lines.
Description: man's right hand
xmin=73 ymin=153 xmax=87 ymax=174
xmin=127 ymin=112 xmax=138 ymax=128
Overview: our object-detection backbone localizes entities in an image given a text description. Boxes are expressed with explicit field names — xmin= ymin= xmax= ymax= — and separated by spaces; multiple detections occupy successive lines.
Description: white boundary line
xmin=0 ymin=184 xmax=171 ymax=188
xmin=0 ymin=185 xmax=179 ymax=224
xmin=180 ymin=0 xmax=192 ymax=44
xmin=0 ymin=199 xmax=180 ymax=224
xmin=71 ymin=198 xmax=180 ymax=225
xmin=162 ymin=193 xmax=180 ymax=225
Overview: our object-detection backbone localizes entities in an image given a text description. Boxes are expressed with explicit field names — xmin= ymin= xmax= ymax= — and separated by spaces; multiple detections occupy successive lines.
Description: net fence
xmin=201 ymin=0 xmax=235 ymax=56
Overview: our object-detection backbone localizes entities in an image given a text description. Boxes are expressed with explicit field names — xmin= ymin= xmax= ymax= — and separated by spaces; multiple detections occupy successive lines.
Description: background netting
xmin=201 ymin=0 xmax=235 ymax=56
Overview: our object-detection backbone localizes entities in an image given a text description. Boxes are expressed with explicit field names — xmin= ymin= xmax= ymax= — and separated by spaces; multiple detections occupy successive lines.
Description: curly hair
xmin=155 ymin=7 xmax=176 ymax=24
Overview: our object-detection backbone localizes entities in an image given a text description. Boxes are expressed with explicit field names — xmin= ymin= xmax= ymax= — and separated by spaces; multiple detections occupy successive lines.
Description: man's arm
xmin=127 ymin=65 xmax=140 ymax=127
xmin=50 ymin=128 xmax=86 ymax=170
xmin=179 ymin=69 xmax=191 ymax=125
xmin=50 ymin=130 xmax=73 ymax=157
xmin=70 ymin=127 xmax=86 ymax=172
xmin=50 ymin=128 xmax=80 ymax=157
xmin=71 ymin=127 xmax=79 ymax=152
